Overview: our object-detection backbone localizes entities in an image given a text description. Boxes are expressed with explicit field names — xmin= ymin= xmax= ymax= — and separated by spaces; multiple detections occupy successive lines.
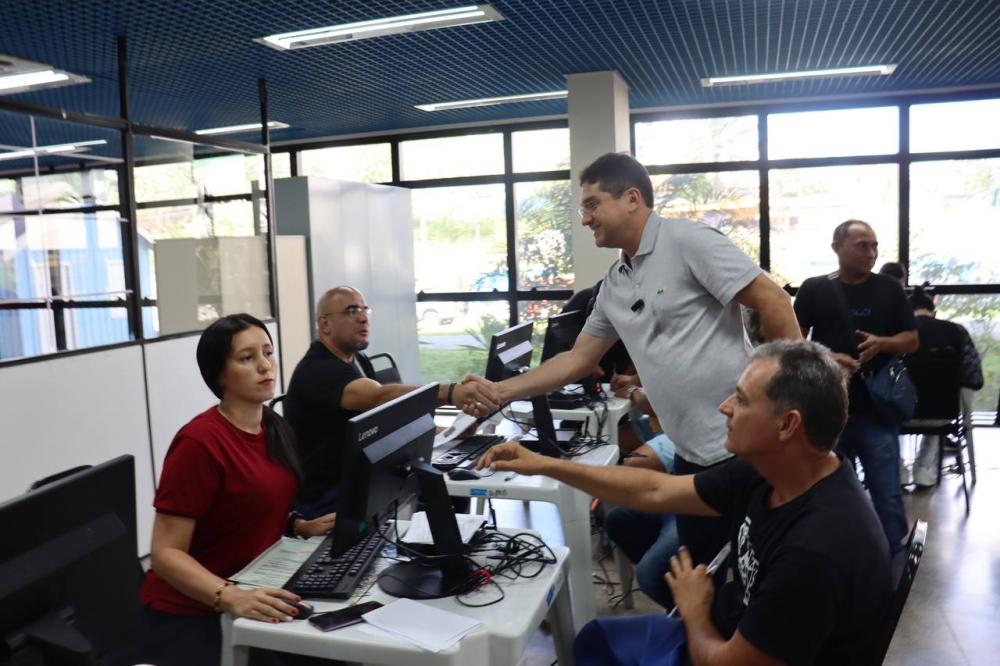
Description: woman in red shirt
xmin=138 ymin=314 xmax=336 ymax=665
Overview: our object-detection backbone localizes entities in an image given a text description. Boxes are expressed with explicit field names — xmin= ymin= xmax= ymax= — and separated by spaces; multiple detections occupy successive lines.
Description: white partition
xmin=0 ymin=345 xmax=156 ymax=555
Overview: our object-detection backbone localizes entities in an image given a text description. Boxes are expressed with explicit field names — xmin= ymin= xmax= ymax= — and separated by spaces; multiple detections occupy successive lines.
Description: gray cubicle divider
xmin=0 ymin=345 xmax=156 ymax=555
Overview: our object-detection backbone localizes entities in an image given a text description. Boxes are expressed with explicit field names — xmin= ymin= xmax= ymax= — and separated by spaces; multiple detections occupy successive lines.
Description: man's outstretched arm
xmin=477 ymin=442 xmax=718 ymax=517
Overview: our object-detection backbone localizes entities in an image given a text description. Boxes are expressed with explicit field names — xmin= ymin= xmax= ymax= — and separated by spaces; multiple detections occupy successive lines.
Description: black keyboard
xmin=431 ymin=434 xmax=504 ymax=471
xmin=284 ymin=529 xmax=384 ymax=600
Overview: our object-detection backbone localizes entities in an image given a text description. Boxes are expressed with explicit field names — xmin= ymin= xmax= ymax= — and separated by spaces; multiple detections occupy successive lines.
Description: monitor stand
xmin=377 ymin=461 xmax=475 ymax=600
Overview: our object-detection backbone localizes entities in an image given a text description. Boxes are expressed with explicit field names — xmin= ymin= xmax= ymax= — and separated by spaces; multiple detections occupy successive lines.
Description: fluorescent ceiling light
xmin=194 ymin=121 xmax=290 ymax=136
xmin=0 ymin=67 xmax=90 ymax=94
xmin=416 ymin=90 xmax=568 ymax=112
xmin=257 ymin=4 xmax=504 ymax=50
xmin=701 ymin=65 xmax=896 ymax=87
xmin=0 ymin=139 xmax=106 ymax=162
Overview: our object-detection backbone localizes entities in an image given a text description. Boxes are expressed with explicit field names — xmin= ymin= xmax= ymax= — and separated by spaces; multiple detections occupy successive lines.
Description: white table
xmin=508 ymin=394 xmax=631 ymax=447
xmin=221 ymin=528 xmax=573 ymax=666
xmin=444 ymin=443 xmax=619 ymax=634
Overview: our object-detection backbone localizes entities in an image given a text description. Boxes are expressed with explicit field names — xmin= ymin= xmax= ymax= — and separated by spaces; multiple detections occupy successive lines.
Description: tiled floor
xmin=500 ymin=427 xmax=1000 ymax=665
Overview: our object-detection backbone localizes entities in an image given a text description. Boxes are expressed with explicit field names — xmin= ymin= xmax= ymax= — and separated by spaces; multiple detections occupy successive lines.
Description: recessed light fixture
xmin=0 ymin=139 xmax=106 ymax=162
xmin=701 ymin=64 xmax=897 ymax=87
xmin=194 ymin=121 xmax=290 ymax=136
xmin=416 ymin=90 xmax=568 ymax=112
xmin=257 ymin=4 xmax=504 ymax=50
xmin=0 ymin=55 xmax=91 ymax=94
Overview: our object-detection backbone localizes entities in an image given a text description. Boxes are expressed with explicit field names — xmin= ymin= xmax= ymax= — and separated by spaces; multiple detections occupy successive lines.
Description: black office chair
xmin=368 ymin=352 xmax=402 ymax=384
xmin=28 ymin=465 xmax=92 ymax=492
xmin=867 ymin=519 xmax=928 ymax=666
xmin=269 ymin=393 xmax=286 ymax=415
xmin=901 ymin=352 xmax=971 ymax=514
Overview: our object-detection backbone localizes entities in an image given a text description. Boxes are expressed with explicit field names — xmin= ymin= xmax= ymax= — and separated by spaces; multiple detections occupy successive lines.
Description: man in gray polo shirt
xmin=479 ymin=152 xmax=800 ymax=568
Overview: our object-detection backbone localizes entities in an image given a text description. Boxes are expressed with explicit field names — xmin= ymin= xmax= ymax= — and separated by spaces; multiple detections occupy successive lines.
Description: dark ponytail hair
xmin=196 ymin=314 xmax=303 ymax=481
xmin=909 ymin=285 xmax=935 ymax=312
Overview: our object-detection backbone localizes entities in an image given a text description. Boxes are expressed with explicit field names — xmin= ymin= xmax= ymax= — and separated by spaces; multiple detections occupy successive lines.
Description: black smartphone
xmin=307 ymin=601 xmax=384 ymax=632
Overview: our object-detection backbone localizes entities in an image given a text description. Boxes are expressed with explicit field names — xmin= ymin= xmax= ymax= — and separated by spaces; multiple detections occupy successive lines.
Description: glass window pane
xmin=512 ymin=128 xmax=570 ymax=172
xmin=932 ymin=294 xmax=1000 ymax=412
xmin=768 ymin=107 xmax=898 ymax=159
xmin=412 ymin=184 xmax=507 ymax=293
xmin=137 ymin=200 xmax=270 ymax=337
xmin=910 ymin=158 xmax=1000 ymax=284
xmin=417 ymin=301 xmax=510 ymax=382
xmin=134 ymin=147 xmax=265 ymax=203
xmin=769 ymin=164 xmax=898 ymax=286
xmin=1 ymin=170 xmax=120 ymax=212
xmin=400 ymin=133 xmax=503 ymax=180
xmin=0 ymin=212 xmax=129 ymax=359
xmin=911 ymin=98 xmax=1000 ymax=153
xmin=299 ymin=143 xmax=391 ymax=183
xmin=636 ymin=115 xmax=758 ymax=164
xmin=515 ymin=181 xmax=573 ymax=290
xmin=651 ymin=171 xmax=760 ymax=263
xmin=271 ymin=152 xmax=292 ymax=179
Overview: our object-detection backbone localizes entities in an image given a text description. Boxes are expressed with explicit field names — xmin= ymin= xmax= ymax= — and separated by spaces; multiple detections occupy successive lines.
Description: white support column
xmin=566 ymin=70 xmax=632 ymax=288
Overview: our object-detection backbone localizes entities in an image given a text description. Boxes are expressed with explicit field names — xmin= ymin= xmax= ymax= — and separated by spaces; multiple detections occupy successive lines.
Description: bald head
xmin=316 ymin=286 xmax=370 ymax=358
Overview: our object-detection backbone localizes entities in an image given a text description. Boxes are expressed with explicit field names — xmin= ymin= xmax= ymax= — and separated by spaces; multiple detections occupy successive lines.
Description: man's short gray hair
xmin=751 ymin=340 xmax=848 ymax=452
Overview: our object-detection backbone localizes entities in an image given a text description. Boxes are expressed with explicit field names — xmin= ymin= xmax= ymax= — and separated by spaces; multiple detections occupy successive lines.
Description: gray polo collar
xmin=619 ymin=212 xmax=659 ymax=270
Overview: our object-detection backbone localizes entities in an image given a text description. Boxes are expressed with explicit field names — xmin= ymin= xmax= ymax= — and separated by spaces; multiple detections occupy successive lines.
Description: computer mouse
xmin=290 ymin=601 xmax=314 ymax=619
xmin=447 ymin=468 xmax=482 ymax=481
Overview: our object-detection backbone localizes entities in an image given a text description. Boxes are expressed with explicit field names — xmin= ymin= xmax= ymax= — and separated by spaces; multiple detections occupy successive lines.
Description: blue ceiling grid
xmin=0 ymin=0 xmax=998 ymax=149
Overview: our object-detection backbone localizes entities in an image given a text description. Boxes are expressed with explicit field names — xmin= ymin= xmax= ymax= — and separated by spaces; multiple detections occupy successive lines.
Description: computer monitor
xmin=0 ymin=455 xmax=140 ymax=666
xmin=540 ymin=309 xmax=586 ymax=363
xmin=484 ymin=321 xmax=534 ymax=382
xmin=337 ymin=383 xmax=470 ymax=599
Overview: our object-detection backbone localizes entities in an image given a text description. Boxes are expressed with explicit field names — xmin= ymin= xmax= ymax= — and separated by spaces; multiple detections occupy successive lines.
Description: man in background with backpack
xmin=793 ymin=220 xmax=918 ymax=552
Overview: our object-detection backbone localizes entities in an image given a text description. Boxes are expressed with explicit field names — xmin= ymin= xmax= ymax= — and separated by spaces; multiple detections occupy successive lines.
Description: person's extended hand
xmin=295 ymin=512 xmax=336 ymax=538
xmin=220 ymin=585 xmax=302 ymax=623
xmin=855 ymin=330 xmax=883 ymax=365
xmin=831 ymin=352 xmax=861 ymax=376
xmin=475 ymin=441 xmax=547 ymax=475
xmin=664 ymin=546 xmax=714 ymax=621
xmin=453 ymin=375 xmax=501 ymax=414
xmin=610 ymin=373 xmax=639 ymax=394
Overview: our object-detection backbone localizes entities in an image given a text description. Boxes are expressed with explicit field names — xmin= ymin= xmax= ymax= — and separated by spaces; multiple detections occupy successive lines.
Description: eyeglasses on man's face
xmin=322 ymin=305 xmax=372 ymax=319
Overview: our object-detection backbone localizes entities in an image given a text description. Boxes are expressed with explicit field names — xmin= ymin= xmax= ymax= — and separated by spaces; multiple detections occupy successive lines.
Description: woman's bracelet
xmin=213 ymin=580 xmax=234 ymax=613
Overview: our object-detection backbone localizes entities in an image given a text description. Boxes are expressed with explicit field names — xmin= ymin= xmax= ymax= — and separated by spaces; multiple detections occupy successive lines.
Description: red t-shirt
xmin=140 ymin=407 xmax=297 ymax=615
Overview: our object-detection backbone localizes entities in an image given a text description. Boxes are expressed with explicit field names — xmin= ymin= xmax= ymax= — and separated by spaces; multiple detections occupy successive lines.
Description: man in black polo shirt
xmin=284 ymin=286 xmax=500 ymax=518
xmin=478 ymin=340 xmax=891 ymax=665
xmin=793 ymin=220 xmax=918 ymax=552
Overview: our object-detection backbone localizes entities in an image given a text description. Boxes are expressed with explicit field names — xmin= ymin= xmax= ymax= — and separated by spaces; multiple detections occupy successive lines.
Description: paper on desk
xmin=402 ymin=511 xmax=484 ymax=545
xmin=229 ymin=537 xmax=319 ymax=588
xmin=361 ymin=598 xmax=482 ymax=653
xmin=433 ymin=412 xmax=478 ymax=449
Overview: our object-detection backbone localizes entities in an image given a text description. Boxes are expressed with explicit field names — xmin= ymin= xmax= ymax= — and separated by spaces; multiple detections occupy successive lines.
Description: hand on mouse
xmin=219 ymin=585 xmax=302 ymax=623
xmin=476 ymin=441 xmax=547 ymax=476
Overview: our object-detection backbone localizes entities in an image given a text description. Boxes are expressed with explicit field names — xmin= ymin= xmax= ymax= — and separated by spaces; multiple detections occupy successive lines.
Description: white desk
xmin=509 ymin=395 xmax=631 ymax=446
xmin=444 ymin=443 xmax=619 ymax=634
xmin=221 ymin=529 xmax=573 ymax=666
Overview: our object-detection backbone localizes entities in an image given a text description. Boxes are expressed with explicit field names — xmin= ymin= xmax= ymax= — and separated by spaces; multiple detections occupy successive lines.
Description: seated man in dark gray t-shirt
xmin=284 ymin=286 xmax=501 ymax=518
xmin=478 ymin=340 xmax=891 ymax=666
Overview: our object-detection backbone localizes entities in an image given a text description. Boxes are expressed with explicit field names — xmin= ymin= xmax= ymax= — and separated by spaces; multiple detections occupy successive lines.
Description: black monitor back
xmin=0 ymin=455 xmax=140 ymax=665
xmin=540 ymin=309 xmax=586 ymax=363
xmin=336 ymin=383 xmax=439 ymax=546
xmin=484 ymin=321 xmax=534 ymax=382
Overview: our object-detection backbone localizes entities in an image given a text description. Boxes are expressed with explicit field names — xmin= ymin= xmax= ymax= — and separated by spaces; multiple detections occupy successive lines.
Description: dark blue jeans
xmin=605 ymin=507 xmax=679 ymax=609
xmin=575 ymin=614 xmax=687 ymax=666
xmin=837 ymin=411 xmax=908 ymax=553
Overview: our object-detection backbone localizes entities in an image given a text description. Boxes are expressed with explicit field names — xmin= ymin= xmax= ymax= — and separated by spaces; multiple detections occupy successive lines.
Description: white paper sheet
xmin=361 ymin=598 xmax=483 ymax=652
xmin=433 ymin=412 xmax=479 ymax=448
xmin=402 ymin=512 xmax=485 ymax=545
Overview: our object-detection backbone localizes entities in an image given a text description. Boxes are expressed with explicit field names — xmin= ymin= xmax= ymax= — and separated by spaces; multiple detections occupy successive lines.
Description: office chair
xmin=269 ymin=393 xmax=286 ymax=415
xmin=866 ymin=519 xmax=928 ymax=666
xmin=28 ymin=465 xmax=91 ymax=492
xmin=368 ymin=352 xmax=402 ymax=384
xmin=901 ymin=352 xmax=971 ymax=514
